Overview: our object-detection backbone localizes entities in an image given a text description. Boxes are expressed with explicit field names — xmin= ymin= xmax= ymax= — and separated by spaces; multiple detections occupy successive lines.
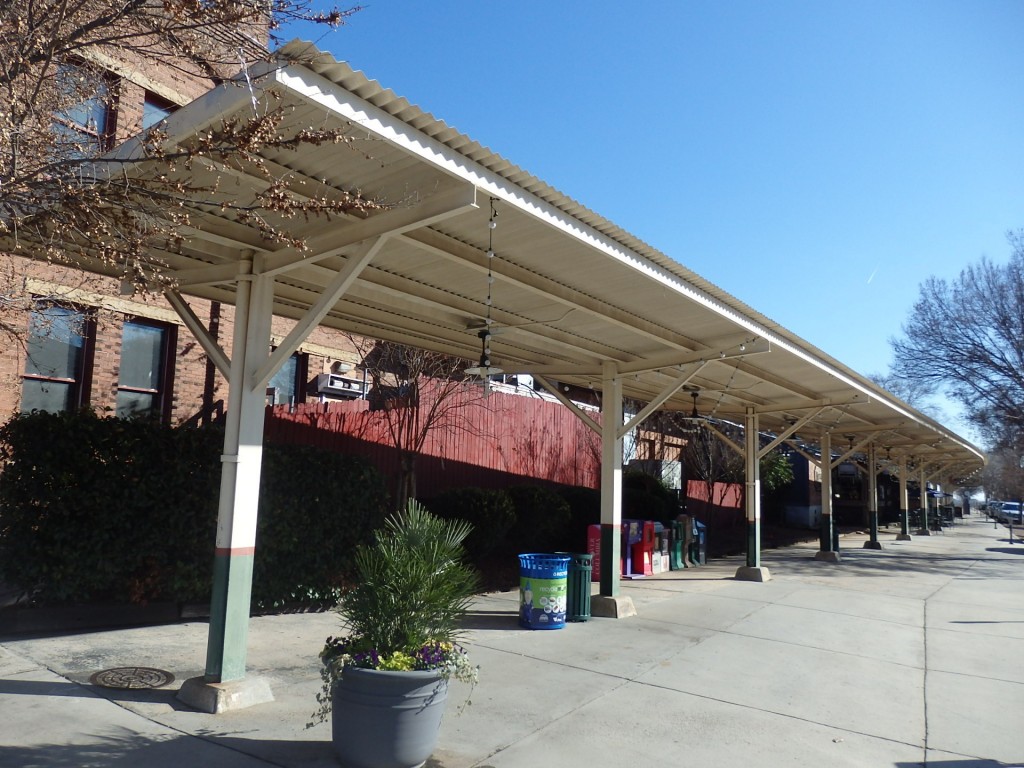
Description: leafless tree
xmin=981 ymin=447 xmax=1024 ymax=503
xmin=352 ymin=338 xmax=483 ymax=511
xmin=889 ymin=230 xmax=1024 ymax=451
xmin=0 ymin=0 xmax=371 ymax=344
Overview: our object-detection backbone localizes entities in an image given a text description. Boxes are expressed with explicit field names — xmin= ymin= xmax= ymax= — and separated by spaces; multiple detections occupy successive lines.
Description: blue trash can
xmin=518 ymin=554 xmax=570 ymax=629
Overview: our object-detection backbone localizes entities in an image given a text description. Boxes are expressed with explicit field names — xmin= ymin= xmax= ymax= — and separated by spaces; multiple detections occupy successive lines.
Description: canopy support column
xmin=178 ymin=259 xmax=275 ymax=713
xmin=736 ymin=407 xmax=771 ymax=581
xmin=917 ymin=463 xmax=932 ymax=536
xmin=897 ymin=455 xmax=912 ymax=541
xmin=590 ymin=361 xmax=636 ymax=619
xmin=815 ymin=431 xmax=840 ymax=562
xmin=864 ymin=443 xmax=882 ymax=549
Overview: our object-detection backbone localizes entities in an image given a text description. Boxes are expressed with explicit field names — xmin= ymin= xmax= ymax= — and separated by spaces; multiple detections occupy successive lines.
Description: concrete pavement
xmin=1 ymin=514 xmax=1022 ymax=767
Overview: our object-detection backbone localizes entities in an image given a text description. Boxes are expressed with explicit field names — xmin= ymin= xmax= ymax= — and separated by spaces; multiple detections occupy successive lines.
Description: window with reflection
xmin=117 ymin=320 xmax=174 ymax=419
xmin=267 ymin=352 xmax=306 ymax=406
xmin=21 ymin=305 xmax=93 ymax=413
xmin=53 ymin=62 xmax=116 ymax=157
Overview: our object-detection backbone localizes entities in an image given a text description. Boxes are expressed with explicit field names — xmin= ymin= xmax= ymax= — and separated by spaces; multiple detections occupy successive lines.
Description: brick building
xmin=0 ymin=22 xmax=365 ymax=425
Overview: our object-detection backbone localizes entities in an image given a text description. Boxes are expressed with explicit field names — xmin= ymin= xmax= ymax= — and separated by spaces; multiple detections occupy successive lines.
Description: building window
xmin=21 ymin=305 xmax=93 ymax=413
xmin=116 ymin=320 xmax=175 ymax=419
xmin=53 ymin=62 xmax=116 ymax=156
xmin=143 ymin=91 xmax=177 ymax=129
xmin=267 ymin=352 xmax=306 ymax=406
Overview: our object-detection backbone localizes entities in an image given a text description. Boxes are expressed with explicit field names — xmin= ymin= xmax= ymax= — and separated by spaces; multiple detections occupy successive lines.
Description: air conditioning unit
xmin=315 ymin=372 xmax=366 ymax=399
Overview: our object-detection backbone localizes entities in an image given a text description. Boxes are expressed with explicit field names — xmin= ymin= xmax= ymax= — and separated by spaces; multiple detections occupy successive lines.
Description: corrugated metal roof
xmin=77 ymin=41 xmax=987 ymax=480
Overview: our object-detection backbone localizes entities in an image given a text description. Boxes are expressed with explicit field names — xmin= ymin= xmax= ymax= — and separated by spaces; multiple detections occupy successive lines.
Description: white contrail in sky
xmin=867 ymin=266 xmax=879 ymax=284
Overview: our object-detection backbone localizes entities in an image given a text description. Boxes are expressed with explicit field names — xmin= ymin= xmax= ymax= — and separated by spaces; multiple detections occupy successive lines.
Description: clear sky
xmin=283 ymin=2 xmax=1023 ymax=439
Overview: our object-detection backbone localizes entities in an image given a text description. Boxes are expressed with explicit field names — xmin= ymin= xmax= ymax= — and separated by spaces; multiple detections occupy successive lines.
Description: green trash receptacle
xmin=557 ymin=552 xmax=592 ymax=622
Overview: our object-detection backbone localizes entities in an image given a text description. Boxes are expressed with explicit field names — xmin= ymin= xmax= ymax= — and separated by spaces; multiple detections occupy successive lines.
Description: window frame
xmin=267 ymin=351 xmax=308 ymax=407
xmin=52 ymin=61 xmax=118 ymax=155
xmin=142 ymin=91 xmax=178 ymax=130
xmin=20 ymin=303 xmax=96 ymax=414
xmin=115 ymin=318 xmax=177 ymax=422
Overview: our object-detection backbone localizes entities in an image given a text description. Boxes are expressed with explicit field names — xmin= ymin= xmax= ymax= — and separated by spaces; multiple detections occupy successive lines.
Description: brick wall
xmin=0 ymin=20 xmax=368 ymax=425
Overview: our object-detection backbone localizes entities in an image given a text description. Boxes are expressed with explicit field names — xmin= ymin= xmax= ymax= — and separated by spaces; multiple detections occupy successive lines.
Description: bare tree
xmin=680 ymin=419 xmax=744 ymax=518
xmin=0 ymin=0 xmax=370 ymax=344
xmin=867 ymin=371 xmax=944 ymax=419
xmin=981 ymin=447 xmax=1024 ymax=503
xmin=888 ymin=230 xmax=1024 ymax=451
xmin=354 ymin=339 xmax=482 ymax=511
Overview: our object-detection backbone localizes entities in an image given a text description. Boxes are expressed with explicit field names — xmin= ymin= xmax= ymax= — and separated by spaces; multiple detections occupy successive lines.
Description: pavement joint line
xmin=922 ymin=598 xmax=931 ymax=761
xmin=689 ymin=624 xmax=928 ymax=672
xmin=766 ymin=600 xmax=931 ymax=630
xmin=635 ymin=676 xmax=927 ymax=753
xmin=922 ymin=667 xmax=1024 ymax=687
xmin=465 ymin=673 xmax=637 ymax=768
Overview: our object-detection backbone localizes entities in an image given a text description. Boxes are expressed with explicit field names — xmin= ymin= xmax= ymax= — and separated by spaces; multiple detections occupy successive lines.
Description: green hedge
xmin=506 ymin=484 xmax=572 ymax=552
xmin=253 ymin=444 xmax=386 ymax=609
xmin=425 ymin=487 xmax=516 ymax=564
xmin=0 ymin=411 xmax=387 ymax=608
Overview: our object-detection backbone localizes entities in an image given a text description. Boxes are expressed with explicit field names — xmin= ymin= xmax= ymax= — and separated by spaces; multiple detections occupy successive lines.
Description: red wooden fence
xmin=265 ymin=387 xmax=602 ymax=499
xmin=265 ymin=388 xmax=745 ymax=517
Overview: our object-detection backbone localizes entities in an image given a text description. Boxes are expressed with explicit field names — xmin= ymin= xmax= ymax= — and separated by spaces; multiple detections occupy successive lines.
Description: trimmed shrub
xmin=506 ymin=485 xmax=572 ymax=552
xmin=623 ymin=470 xmax=679 ymax=523
xmin=0 ymin=411 xmax=388 ymax=609
xmin=554 ymin=485 xmax=601 ymax=550
xmin=0 ymin=410 xmax=221 ymax=604
xmin=425 ymin=487 xmax=516 ymax=564
xmin=253 ymin=444 xmax=387 ymax=609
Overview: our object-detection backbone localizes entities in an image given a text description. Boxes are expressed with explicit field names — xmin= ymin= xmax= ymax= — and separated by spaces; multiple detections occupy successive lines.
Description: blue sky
xmin=284 ymin=2 xmax=1023 ymax=438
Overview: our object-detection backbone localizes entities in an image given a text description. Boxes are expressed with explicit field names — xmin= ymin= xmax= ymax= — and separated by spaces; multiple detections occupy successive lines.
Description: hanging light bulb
xmin=466 ymin=198 xmax=503 ymax=378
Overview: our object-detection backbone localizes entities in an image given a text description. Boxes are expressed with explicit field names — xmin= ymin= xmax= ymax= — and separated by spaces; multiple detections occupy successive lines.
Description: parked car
xmin=996 ymin=502 xmax=1023 ymax=525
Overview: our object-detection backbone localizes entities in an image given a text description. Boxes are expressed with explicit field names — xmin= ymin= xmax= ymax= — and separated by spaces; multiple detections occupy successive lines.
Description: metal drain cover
xmin=90 ymin=667 xmax=175 ymax=689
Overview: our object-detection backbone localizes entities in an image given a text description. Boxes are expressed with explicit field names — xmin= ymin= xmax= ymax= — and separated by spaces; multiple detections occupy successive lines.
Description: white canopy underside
xmin=86 ymin=40 xmax=985 ymax=480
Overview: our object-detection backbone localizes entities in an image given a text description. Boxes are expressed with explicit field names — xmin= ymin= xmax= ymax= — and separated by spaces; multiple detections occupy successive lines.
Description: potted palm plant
xmin=310 ymin=500 xmax=479 ymax=768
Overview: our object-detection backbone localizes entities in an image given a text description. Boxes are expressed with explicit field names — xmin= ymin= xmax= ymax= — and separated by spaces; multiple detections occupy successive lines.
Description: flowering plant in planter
xmin=309 ymin=500 xmax=480 ymax=727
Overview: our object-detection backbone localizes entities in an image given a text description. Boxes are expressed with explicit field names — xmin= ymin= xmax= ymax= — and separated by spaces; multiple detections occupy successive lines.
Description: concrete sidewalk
xmin=2 ymin=515 xmax=1022 ymax=767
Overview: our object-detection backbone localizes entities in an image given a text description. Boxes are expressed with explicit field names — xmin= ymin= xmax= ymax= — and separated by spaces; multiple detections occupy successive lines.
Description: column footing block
xmin=177 ymin=675 xmax=274 ymax=714
xmin=895 ymin=534 xmax=912 ymax=541
xmin=862 ymin=541 xmax=883 ymax=550
xmin=735 ymin=566 xmax=771 ymax=582
xmin=813 ymin=550 xmax=842 ymax=563
xmin=591 ymin=595 xmax=637 ymax=619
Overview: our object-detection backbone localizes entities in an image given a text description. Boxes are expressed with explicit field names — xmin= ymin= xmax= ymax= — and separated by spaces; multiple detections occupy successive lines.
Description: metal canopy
xmin=100 ymin=40 xmax=983 ymax=480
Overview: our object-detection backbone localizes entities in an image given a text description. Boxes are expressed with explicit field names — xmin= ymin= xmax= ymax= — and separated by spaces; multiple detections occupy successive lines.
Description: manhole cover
xmin=89 ymin=667 xmax=175 ymax=689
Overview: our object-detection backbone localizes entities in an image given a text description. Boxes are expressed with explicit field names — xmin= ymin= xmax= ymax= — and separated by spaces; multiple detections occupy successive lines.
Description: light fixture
xmin=465 ymin=198 xmax=503 ymax=378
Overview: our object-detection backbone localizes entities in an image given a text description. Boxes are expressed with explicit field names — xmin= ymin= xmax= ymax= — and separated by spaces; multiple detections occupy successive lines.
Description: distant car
xmin=996 ymin=502 xmax=1023 ymax=524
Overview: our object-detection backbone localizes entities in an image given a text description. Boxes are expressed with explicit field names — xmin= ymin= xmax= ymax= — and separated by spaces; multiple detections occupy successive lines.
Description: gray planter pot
xmin=331 ymin=667 xmax=449 ymax=768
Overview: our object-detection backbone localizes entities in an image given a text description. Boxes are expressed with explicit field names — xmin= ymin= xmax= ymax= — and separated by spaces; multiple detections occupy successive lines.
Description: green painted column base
xmin=206 ymin=551 xmax=255 ymax=683
xmin=746 ymin=518 xmax=760 ymax=568
xmin=819 ymin=515 xmax=834 ymax=552
xmin=599 ymin=523 xmax=621 ymax=597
